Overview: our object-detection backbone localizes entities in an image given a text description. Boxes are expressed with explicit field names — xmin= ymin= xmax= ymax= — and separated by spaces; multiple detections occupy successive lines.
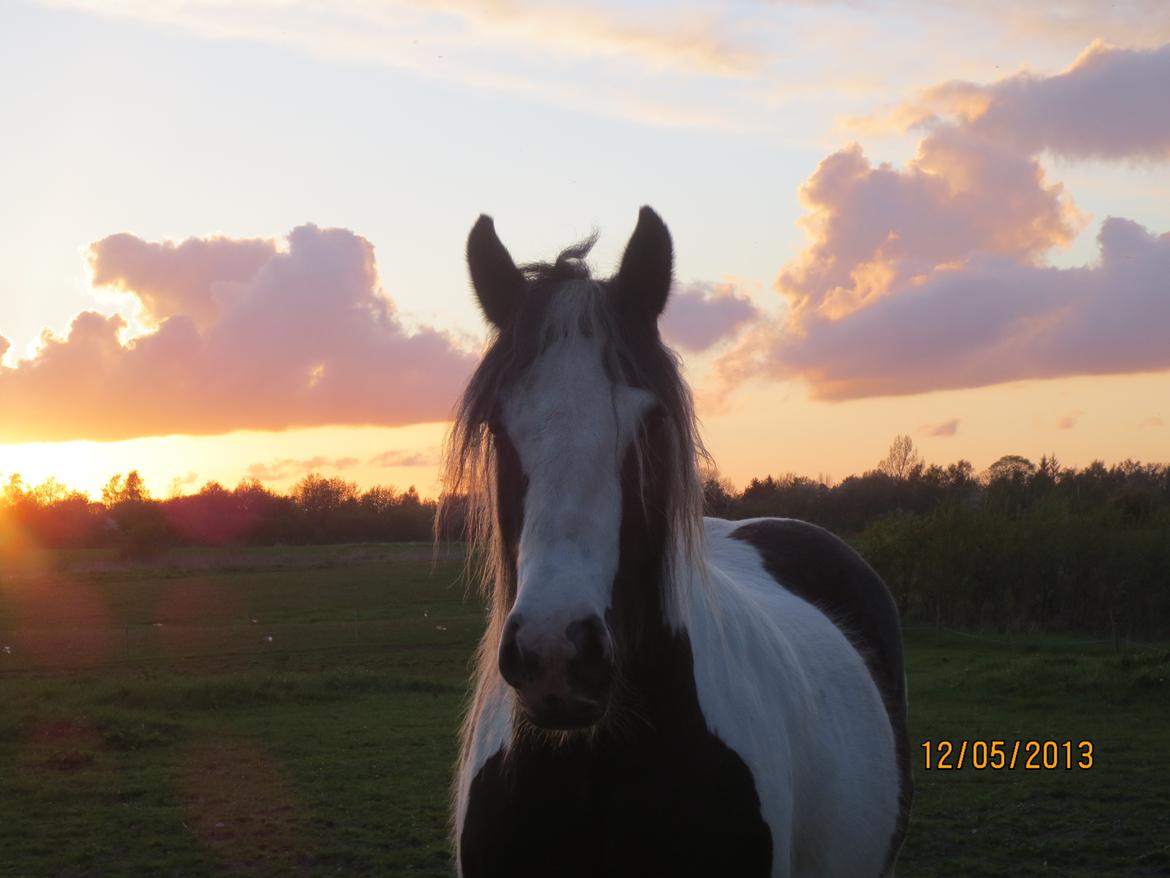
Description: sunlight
xmin=0 ymin=423 xmax=449 ymax=501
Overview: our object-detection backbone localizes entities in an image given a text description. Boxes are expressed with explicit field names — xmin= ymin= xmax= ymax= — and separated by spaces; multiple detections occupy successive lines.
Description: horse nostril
xmin=565 ymin=614 xmax=613 ymax=697
xmin=566 ymin=614 xmax=609 ymax=663
xmin=498 ymin=614 xmax=531 ymax=688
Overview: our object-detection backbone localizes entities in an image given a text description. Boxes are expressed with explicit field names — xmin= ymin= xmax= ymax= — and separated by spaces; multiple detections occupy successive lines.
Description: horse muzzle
xmin=498 ymin=611 xmax=614 ymax=730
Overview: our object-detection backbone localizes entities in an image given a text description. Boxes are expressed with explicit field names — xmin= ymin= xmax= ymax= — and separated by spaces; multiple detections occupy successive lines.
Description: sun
xmin=1 ymin=440 xmax=114 ymax=500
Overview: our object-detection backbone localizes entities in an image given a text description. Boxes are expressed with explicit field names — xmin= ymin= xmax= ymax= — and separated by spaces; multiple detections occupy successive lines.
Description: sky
xmin=1 ymin=0 xmax=1168 ymax=499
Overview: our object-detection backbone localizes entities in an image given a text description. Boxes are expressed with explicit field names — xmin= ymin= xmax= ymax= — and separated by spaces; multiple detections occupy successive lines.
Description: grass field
xmin=1 ymin=544 xmax=1168 ymax=877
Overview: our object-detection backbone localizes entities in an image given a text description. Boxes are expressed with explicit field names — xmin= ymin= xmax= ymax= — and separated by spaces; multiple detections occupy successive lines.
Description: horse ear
xmin=614 ymin=206 xmax=673 ymax=321
xmin=467 ymin=214 xmax=524 ymax=329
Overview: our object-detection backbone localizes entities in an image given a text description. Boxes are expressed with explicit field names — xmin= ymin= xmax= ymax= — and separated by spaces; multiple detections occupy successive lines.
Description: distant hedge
xmin=3 ymin=441 xmax=1168 ymax=638
xmin=705 ymin=451 xmax=1170 ymax=640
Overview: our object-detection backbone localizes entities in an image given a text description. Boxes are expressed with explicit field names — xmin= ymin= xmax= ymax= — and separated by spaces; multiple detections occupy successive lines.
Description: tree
xmin=984 ymin=455 xmax=1036 ymax=484
xmin=945 ymin=460 xmax=975 ymax=488
xmin=102 ymin=470 xmax=149 ymax=506
xmin=123 ymin=470 xmax=148 ymax=503
xmin=2 ymin=473 xmax=26 ymax=505
xmin=878 ymin=435 xmax=924 ymax=480
xmin=292 ymin=473 xmax=358 ymax=515
xmin=32 ymin=477 xmax=70 ymax=506
xmin=702 ymin=476 xmax=737 ymax=518
xmin=101 ymin=474 xmax=124 ymax=506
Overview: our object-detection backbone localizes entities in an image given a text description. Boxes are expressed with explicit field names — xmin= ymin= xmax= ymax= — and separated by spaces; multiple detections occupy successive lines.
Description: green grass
xmin=1 ymin=544 xmax=1168 ymax=876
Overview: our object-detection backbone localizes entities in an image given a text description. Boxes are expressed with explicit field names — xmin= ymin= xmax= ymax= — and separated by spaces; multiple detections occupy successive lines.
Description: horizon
xmin=2 ymin=1 xmax=1168 ymax=500
xmin=2 ymin=437 xmax=1161 ymax=505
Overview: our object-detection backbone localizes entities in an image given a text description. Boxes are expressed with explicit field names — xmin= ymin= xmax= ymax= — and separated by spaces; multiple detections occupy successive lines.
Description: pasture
xmin=0 ymin=544 xmax=1167 ymax=877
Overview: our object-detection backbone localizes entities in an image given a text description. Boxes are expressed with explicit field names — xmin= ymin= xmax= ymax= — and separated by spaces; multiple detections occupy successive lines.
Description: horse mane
xmin=438 ymin=235 xmax=710 ymax=665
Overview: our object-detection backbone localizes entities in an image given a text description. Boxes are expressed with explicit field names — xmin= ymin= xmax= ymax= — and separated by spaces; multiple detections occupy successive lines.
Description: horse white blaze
xmin=501 ymin=314 xmax=654 ymax=650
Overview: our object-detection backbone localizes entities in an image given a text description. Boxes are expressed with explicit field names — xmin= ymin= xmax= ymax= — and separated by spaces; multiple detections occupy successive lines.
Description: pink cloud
xmin=369 ymin=447 xmax=442 ymax=468
xmin=719 ymin=42 xmax=1170 ymax=401
xmin=744 ymin=218 xmax=1170 ymax=399
xmin=0 ymin=225 xmax=475 ymax=442
xmin=1139 ymin=416 xmax=1164 ymax=429
xmin=247 ymin=456 xmax=361 ymax=482
xmin=89 ymin=232 xmax=277 ymax=329
xmin=1056 ymin=412 xmax=1081 ymax=430
xmin=915 ymin=42 xmax=1170 ymax=162
xmin=777 ymin=138 xmax=1080 ymax=324
xmin=660 ymin=282 xmax=759 ymax=351
xmin=922 ymin=419 xmax=960 ymax=437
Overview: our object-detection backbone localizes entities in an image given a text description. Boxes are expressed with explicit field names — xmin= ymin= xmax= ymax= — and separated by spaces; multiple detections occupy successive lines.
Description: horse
xmin=442 ymin=206 xmax=912 ymax=877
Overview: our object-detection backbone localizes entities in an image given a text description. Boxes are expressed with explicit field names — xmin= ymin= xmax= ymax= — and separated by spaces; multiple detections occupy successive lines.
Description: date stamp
xmin=921 ymin=739 xmax=1094 ymax=770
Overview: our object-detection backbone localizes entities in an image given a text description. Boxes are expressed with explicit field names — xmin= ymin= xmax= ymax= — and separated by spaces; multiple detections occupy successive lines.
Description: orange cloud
xmin=778 ymin=138 xmax=1081 ymax=325
xmin=720 ymin=42 xmax=1170 ymax=401
xmin=746 ymin=219 xmax=1170 ymax=399
xmin=0 ymin=225 xmax=475 ymax=442
xmin=423 ymin=0 xmax=766 ymax=77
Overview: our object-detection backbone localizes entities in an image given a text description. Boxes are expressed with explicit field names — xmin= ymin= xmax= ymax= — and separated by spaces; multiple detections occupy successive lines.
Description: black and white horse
xmin=443 ymin=207 xmax=911 ymax=877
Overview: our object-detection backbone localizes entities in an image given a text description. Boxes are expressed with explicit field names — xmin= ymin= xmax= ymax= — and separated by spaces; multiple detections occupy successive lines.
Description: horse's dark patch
xmin=460 ymin=629 xmax=772 ymax=878
xmin=491 ymin=423 xmax=526 ymax=606
xmin=729 ymin=518 xmax=912 ymax=871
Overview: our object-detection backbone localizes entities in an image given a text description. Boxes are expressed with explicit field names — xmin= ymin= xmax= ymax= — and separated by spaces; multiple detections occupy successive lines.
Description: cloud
xmin=744 ymin=218 xmax=1170 ymax=399
xmin=720 ymin=42 xmax=1170 ymax=400
xmin=50 ymin=0 xmax=764 ymax=77
xmin=906 ymin=42 xmax=1170 ymax=162
xmin=88 ymin=232 xmax=276 ymax=330
xmin=369 ymin=447 xmax=442 ymax=468
xmin=939 ymin=2 xmax=1170 ymax=51
xmin=422 ymin=0 xmax=765 ymax=77
xmin=921 ymin=419 xmax=959 ymax=437
xmin=777 ymin=138 xmax=1081 ymax=324
xmin=660 ymin=282 xmax=759 ymax=352
xmin=247 ymin=456 xmax=360 ymax=482
xmin=43 ymin=0 xmax=766 ymax=129
xmin=0 ymin=225 xmax=475 ymax=442
xmin=772 ymin=1 xmax=1170 ymax=50
xmin=1139 ymin=416 xmax=1164 ymax=429
xmin=1056 ymin=412 xmax=1080 ymax=430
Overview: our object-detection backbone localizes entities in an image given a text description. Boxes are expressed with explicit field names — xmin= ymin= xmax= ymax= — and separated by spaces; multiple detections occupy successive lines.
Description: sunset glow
xmin=2 ymin=1 xmax=1168 ymax=498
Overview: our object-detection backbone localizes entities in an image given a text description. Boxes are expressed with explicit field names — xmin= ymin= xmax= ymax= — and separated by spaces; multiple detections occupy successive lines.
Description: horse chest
xmin=460 ymin=723 xmax=773 ymax=877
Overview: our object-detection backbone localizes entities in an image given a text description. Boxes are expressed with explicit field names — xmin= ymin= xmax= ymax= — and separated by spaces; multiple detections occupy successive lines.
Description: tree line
xmin=2 ymin=436 xmax=1168 ymax=637
xmin=704 ymin=438 xmax=1170 ymax=640
xmin=0 ymin=472 xmax=437 ymax=555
